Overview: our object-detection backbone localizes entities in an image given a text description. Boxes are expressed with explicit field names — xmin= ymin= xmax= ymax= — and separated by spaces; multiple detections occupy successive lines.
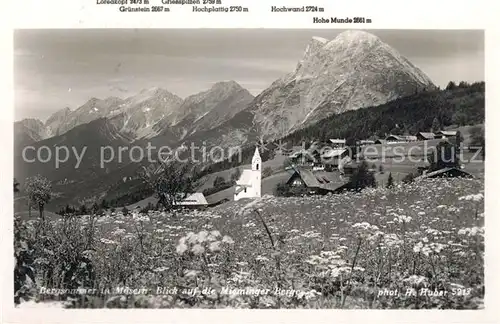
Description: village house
xmin=329 ymin=138 xmax=347 ymax=148
xmin=288 ymin=146 xmax=318 ymax=168
xmin=321 ymin=147 xmax=351 ymax=171
xmin=415 ymin=132 xmax=436 ymax=141
xmin=173 ymin=193 xmax=208 ymax=209
xmin=288 ymin=140 xmax=351 ymax=172
xmin=415 ymin=167 xmax=473 ymax=180
xmin=286 ymin=168 xmax=351 ymax=195
xmin=385 ymin=134 xmax=418 ymax=143
xmin=435 ymin=130 xmax=458 ymax=139
xmin=357 ymin=139 xmax=376 ymax=146
xmin=234 ymin=147 xmax=262 ymax=201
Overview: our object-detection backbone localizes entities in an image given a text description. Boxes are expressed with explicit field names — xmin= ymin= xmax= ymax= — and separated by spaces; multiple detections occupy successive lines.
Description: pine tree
xmin=386 ymin=172 xmax=394 ymax=188
xmin=349 ymin=161 xmax=376 ymax=192
xmin=446 ymin=81 xmax=457 ymax=90
xmin=431 ymin=117 xmax=441 ymax=133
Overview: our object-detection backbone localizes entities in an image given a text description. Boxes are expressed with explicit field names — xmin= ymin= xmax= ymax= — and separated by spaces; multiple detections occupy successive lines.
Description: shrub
xmin=213 ymin=176 xmax=226 ymax=188
xmin=230 ymin=168 xmax=241 ymax=184
xmin=402 ymin=173 xmax=416 ymax=184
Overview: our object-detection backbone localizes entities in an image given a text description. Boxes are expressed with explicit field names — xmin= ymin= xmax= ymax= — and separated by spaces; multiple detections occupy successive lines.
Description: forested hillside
xmin=282 ymin=81 xmax=484 ymax=145
xmin=205 ymin=81 xmax=485 ymax=175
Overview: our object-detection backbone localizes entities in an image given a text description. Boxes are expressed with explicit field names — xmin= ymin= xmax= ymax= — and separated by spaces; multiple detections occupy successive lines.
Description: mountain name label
xmin=313 ymin=17 xmax=372 ymax=24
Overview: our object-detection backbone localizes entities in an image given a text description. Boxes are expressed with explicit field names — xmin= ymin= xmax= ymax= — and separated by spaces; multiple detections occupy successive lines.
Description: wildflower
xmin=185 ymin=232 xmax=198 ymax=244
xmin=184 ymin=269 xmax=200 ymax=278
xmin=222 ymin=235 xmax=235 ymax=244
xmin=404 ymin=275 xmax=428 ymax=286
xmin=111 ymin=228 xmax=126 ymax=236
xmin=302 ymin=289 xmax=322 ymax=300
xmin=100 ymin=238 xmax=117 ymax=245
xmin=305 ymin=255 xmax=324 ymax=266
xmin=429 ymin=242 xmax=446 ymax=253
xmin=191 ymin=244 xmax=205 ymax=255
xmin=458 ymin=193 xmax=484 ymax=202
xmin=458 ymin=226 xmax=484 ymax=237
xmin=209 ymin=241 xmax=221 ymax=252
xmin=209 ymin=230 xmax=221 ymax=240
xmin=197 ymin=230 xmax=209 ymax=243
xmin=413 ymin=241 xmax=423 ymax=253
xmin=256 ymin=255 xmax=269 ymax=262
xmin=383 ymin=234 xmax=404 ymax=248
xmin=176 ymin=242 xmax=188 ymax=255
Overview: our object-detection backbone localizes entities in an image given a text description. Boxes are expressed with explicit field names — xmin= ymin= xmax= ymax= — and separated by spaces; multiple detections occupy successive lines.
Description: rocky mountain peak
xmin=245 ymin=30 xmax=436 ymax=140
xmin=328 ymin=30 xmax=381 ymax=47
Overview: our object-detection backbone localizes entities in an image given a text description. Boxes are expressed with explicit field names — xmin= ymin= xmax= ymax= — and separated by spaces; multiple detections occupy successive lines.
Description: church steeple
xmin=252 ymin=147 xmax=261 ymax=172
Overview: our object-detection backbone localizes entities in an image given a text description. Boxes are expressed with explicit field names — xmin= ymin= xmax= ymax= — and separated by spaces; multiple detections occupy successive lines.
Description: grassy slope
xmin=26 ymin=177 xmax=484 ymax=308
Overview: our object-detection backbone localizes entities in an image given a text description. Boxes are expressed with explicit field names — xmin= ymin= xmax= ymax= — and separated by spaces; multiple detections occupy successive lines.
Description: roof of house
xmin=385 ymin=134 xmax=418 ymax=141
xmin=415 ymin=167 xmax=473 ymax=180
xmin=289 ymin=169 xmax=350 ymax=192
xmin=358 ymin=139 xmax=375 ymax=144
xmin=329 ymin=139 xmax=346 ymax=144
xmin=174 ymin=193 xmax=208 ymax=206
xmin=321 ymin=148 xmax=349 ymax=159
xmin=374 ymin=139 xmax=387 ymax=144
xmin=436 ymin=130 xmax=458 ymax=136
xmin=416 ymin=132 xmax=436 ymax=139
xmin=385 ymin=134 xmax=404 ymax=140
xmin=236 ymin=169 xmax=257 ymax=187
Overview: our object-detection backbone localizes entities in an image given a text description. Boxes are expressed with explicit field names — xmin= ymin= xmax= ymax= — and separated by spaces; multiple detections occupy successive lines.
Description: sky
xmin=14 ymin=29 xmax=484 ymax=121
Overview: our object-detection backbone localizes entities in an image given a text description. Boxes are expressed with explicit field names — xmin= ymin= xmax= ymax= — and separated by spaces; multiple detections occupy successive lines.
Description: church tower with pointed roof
xmin=234 ymin=147 xmax=262 ymax=201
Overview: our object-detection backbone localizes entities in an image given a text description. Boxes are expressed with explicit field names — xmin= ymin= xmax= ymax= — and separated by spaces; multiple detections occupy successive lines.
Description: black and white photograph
xmin=12 ymin=29 xmax=485 ymax=309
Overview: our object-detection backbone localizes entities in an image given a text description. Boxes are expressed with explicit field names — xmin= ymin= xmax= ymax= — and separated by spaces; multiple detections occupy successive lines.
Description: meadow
xmin=15 ymin=177 xmax=484 ymax=309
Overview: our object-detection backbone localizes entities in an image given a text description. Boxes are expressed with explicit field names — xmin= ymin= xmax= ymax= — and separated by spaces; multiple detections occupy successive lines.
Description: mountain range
xmin=14 ymin=30 xmax=437 ymax=208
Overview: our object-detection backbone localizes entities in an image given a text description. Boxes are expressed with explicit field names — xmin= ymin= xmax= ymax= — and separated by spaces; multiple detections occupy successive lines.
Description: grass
xmin=15 ymin=177 xmax=484 ymax=309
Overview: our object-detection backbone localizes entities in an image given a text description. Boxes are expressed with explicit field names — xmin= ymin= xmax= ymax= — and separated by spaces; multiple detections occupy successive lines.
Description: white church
xmin=234 ymin=147 xmax=262 ymax=201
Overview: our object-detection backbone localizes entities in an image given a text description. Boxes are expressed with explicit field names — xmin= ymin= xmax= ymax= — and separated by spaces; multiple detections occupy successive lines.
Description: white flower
xmin=100 ymin=238 xmax=117 ymax=245
xmin=209 ymin=241 xmax=221 ymax=252
xmin=184 ymin=270 xmax=200 ymax=278
xmin=192 ymin=244 xmax=205 ymax=255
xmin=209 ymin=230 xmax=221 ymax=241
xmin=176 ymin=243 xmax=188 ymax=255
xmin=404 ymin=275 xmax=428 ymax=286
xmin=459 ymin=193 xmax=484 ymax=202
xmin=413 ymin=241 xmax=423 ymax=253
xmin=185 ymin=232 xmax=198 ymax=244
xmin=458 ymin=226 xmax=484 ymax=237
xmin=197 ymin=230 xmax=209 ymax=242
xmin=111 ymin=228 xmax=126 ymax=236
xmin=222 ymin=235 xmax=235 ymax=245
